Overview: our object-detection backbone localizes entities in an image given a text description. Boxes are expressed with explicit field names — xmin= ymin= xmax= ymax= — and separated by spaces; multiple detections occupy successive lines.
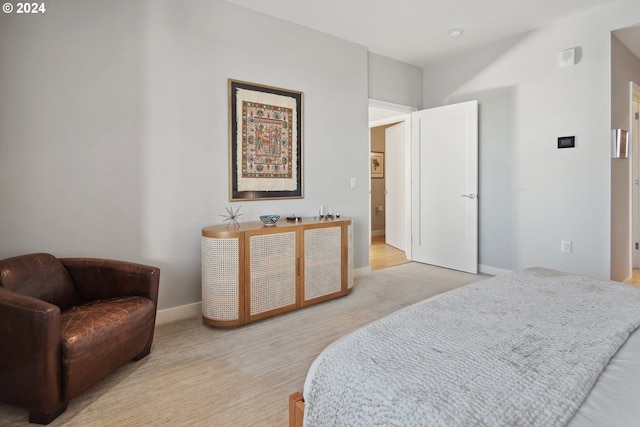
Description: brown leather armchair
xmin=0 ymin=253 xmax=160 ymax=424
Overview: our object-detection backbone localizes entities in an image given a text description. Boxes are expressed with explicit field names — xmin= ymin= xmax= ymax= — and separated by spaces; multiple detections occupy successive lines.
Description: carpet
xmin=0 ymin=262 xmax=484 ymax=426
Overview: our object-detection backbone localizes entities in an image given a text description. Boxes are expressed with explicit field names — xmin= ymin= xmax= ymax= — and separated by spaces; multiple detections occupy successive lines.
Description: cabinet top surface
xmin=202 ymin=217 xmax=351 ymax=237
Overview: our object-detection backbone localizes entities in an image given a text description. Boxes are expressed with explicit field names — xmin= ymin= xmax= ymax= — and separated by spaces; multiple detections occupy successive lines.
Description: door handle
xmin=460 ymin=194 xmax=477 ymax=199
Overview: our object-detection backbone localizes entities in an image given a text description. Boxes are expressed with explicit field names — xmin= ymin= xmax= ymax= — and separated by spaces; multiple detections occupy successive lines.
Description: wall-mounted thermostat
xmin=557 ymin=136 xmax=575 ymax=149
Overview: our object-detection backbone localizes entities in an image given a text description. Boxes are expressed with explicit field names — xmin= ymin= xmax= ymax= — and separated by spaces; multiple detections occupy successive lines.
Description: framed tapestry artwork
xmin=370 ymin=152 xmax=384 ymax=178
xmin=229 ymin=79 xmax=304 ymax=201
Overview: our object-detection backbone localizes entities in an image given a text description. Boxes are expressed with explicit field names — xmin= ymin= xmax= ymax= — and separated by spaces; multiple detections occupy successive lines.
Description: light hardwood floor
xmin=370 ymin=235 xmax=410 ymax=271
xmin=624 ymin=269 xmax=640 ymax=286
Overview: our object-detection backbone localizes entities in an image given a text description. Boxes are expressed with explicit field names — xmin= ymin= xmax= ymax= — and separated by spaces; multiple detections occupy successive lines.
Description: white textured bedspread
xmin=303 ymin=268 xmax=640 ymax=427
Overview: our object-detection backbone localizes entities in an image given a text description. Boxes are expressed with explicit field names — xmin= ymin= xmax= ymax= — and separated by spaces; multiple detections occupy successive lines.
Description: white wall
xmin=423 ymin=0 xmax=640 ymax=279
xmin=0 ymin=0 xmax=374 ymax=311
xmin=368 ymin=52 xmax=423 ymax=109
xmin=0 ymin=1 xmax=145 ymax=260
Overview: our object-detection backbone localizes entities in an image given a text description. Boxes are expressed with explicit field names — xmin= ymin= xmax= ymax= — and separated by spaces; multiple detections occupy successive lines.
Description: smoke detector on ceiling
xmin=449 ymin=29 xmax=464 ymax=39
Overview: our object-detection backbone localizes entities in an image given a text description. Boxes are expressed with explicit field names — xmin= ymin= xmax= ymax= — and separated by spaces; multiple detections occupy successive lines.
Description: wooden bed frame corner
xmin=289 ymin=391 xmax=305 ymax=427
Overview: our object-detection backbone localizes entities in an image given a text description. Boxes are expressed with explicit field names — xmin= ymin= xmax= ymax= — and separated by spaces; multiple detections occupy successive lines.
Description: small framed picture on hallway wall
xmin=371 ymin=152 xmax=384 ymax=179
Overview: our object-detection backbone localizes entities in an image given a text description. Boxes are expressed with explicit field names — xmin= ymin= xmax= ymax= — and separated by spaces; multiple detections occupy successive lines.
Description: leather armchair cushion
xmin=0 ymin=253 xmax=76 ymax=310
xmin=60 ymin=296 xmax=155 ymax=400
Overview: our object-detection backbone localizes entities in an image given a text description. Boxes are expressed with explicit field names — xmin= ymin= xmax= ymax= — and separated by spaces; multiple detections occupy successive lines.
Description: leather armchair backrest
xmin=0 ymin=253 xmax=77 ymax=310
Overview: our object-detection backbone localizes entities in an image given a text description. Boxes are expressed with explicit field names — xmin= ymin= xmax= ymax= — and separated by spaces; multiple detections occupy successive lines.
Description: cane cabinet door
xmin=245 ymin=227 xmax=298 ymax=323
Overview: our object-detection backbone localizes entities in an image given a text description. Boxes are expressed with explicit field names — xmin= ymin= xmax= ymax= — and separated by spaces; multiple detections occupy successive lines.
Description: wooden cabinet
xmin=201 ymin=218 xmax=353 ymax=327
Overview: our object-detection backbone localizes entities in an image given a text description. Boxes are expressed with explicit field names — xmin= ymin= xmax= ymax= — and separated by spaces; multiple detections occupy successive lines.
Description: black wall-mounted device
xmin=557 ymin=136 xmax=575 ymax=149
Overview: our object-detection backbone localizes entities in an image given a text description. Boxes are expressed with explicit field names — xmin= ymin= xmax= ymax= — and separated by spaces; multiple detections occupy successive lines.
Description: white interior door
xmin=632 ymin=92 xmax=640 ymax=268
xmin=385 ymin=122 xmax=405 ymax=251
xmin=411 ymin=100 xmax=478 ymax=274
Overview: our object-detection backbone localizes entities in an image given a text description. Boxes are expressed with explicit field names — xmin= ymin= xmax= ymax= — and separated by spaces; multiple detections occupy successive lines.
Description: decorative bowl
xmin=259 ymin=214 xmax=280 ymax=226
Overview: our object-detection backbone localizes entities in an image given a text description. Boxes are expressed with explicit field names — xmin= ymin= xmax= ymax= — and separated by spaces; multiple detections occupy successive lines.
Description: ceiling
xmin=226 ymin=0 xmax=639 ymax=67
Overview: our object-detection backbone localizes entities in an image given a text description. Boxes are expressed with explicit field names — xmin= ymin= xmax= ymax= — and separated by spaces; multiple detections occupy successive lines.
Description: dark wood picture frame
xmin=229 ymin=79 xmax=304 ymax=201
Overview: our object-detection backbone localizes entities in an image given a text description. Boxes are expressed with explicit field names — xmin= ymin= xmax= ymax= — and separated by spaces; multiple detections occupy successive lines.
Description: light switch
xmin=350 ymin=177 xmax=357 ymax=189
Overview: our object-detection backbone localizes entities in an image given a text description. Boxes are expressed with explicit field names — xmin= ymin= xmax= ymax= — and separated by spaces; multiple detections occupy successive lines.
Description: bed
xmin=289 ymin=267 xmax=640 ymax=427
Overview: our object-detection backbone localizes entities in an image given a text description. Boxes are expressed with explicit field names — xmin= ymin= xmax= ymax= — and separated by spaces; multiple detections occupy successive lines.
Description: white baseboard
xmin=156 ymin=302 xmax=201 ymax=325
xmin=479 ymin=264 xmax=512 ymax=276
xmin=355 ymin=266 xmax=372 ymax=277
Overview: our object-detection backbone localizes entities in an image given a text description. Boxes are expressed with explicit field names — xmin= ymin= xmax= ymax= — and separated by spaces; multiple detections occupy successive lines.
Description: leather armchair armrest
xmin=0 ymin=287 xmax=62 ymax=411
xmin=59 ymin=258 xmax=160 ymax=307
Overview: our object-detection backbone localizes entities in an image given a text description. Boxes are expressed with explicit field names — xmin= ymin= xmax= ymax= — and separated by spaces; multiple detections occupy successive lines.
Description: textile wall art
xmin=229 ymin=79 xmax=303 ymax=201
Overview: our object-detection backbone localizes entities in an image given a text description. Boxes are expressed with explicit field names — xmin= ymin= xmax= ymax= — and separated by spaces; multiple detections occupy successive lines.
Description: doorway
xmin=370 ymin=123 xmax=409 ymax=270
xmin=367 ymin=99 xmax=479 ymax=274
xmin=368 ymin=100 xmax=414 ymax=270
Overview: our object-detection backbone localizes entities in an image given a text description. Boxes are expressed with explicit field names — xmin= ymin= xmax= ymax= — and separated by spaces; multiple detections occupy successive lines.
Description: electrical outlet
xmin=561 ymin=240 xmax=572 ymax=253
